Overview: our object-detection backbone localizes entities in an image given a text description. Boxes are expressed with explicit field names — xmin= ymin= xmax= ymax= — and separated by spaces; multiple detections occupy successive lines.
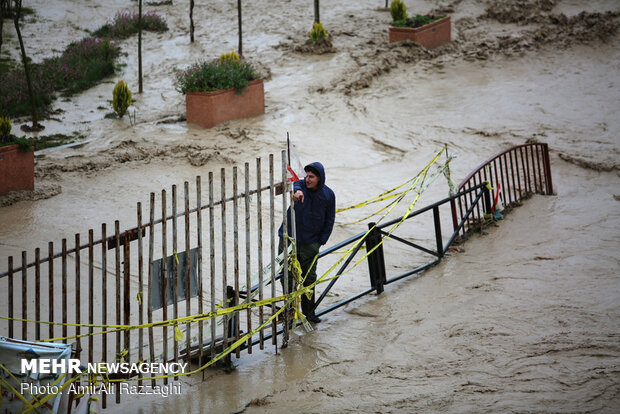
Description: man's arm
xmin=319 ymin=194 xmax=336 ymax=245
xmin=293 ymin=180 xmax=304 ymax=203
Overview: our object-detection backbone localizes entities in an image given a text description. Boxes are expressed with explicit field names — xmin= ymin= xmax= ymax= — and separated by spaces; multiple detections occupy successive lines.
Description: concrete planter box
xmin=186 ymin=78 xmax=265 ymax=129
xmin=0 ymin=144 xmax=34 ymax=195
xmin=389 ymin=16 xmax=451 ymax=49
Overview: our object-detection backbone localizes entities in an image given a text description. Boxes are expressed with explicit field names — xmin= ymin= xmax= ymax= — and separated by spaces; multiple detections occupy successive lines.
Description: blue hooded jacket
xmin=279 ymin=162 xmax=336 ymax=245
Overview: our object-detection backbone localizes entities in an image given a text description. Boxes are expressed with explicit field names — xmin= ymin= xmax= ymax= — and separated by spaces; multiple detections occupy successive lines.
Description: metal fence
xmin=451 ymin=142 xmax=553 ymax=235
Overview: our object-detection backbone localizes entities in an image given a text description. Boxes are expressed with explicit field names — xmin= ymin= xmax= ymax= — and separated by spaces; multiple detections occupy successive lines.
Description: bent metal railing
xmin=451 ymin=142 xmax=553 ymax=235
xmin=249 ymin=183 xmax=492 ymax=343
xmin=249 ymin=143 xmax=554 ymax=341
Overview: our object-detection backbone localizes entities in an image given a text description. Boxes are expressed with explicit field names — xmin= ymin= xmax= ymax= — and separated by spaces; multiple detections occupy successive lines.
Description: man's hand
xmin=293 ymin=190 xmax=304 ymax=203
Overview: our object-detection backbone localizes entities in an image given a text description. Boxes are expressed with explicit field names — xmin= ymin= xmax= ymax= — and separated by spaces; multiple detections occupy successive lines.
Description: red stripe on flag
xmin=287 ymin=165 xmax=299 ymax=182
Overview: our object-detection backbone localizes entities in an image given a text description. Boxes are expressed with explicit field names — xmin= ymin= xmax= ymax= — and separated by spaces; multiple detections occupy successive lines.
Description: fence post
xmin=222 ymin=285 xmax=236 ymax=369
xmin=365 ymin=223 xmax=386 ymax=294
xmin=542 ymin=143 xmax=554 ymax=195
xmin=433 ymin=206 xmax=444 ymax=259
xmin=450 ymin=199 xmax=458 ymax=233
xmin=123 ymin=237 xmax=131 ymax=366
xmin=483 ymin=182 xmax=492 ymax=215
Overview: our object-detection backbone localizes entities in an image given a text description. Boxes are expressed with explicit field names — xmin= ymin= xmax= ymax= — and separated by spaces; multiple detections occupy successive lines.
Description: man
xmin=279 ymin=162 xmax=336 ymax=323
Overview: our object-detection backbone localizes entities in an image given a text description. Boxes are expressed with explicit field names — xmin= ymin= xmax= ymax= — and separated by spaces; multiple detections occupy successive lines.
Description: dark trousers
xmin=279 ymin=239 xmax=320 ymax=316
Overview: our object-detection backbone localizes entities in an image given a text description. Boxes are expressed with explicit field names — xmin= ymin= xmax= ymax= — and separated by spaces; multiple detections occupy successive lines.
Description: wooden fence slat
xmin=172 ymin=184 xmax=179 ymax=372
xmin=35 ymin=248 xmax=40 ymax=341
xmin=257 ymin=157 xmax=264 ymax=349
xmin=161 ymin=190 xmax=168 ymax=386
xmin=233 ymin=166 xmax=240 ymax=358
xmin=184 ymin=181 xmax=191 ymax=367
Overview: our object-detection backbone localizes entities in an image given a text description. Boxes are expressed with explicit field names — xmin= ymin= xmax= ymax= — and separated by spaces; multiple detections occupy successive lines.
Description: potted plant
xmin=174 ymin=51 xmax=264 ymax=129
xmin=0 ymin=116 xmax=34 ymax=195
xmin=388 ymin=0 xmax=451 ymax=49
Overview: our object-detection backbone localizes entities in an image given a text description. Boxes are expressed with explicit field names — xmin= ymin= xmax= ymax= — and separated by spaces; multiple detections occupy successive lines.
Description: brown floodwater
xmin=1 ymin=0 xmax=618 ymax=413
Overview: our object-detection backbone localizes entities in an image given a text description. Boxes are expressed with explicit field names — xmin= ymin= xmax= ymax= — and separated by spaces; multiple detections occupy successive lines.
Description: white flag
xmin=287 ymin=137 xmax=306 ymax=182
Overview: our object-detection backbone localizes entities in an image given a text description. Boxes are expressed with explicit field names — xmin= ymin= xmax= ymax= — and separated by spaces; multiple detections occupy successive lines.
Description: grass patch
xmin=0 ymin=131 xmax=86 ymax=151
xmin=91 ymin=10 xmax=168 ymax=39
xmin=31 ymin=132 xmax=84 ymax=150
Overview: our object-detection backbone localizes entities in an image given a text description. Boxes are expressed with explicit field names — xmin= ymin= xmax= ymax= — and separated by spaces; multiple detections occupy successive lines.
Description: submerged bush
xmin=309 ymin=22 xmax=329 ymax=42
xmin=174 ymin=59 xmax=261 ymax=94
xmin=0 ymin=37 xmax=119 ymax=117
xmin=390 ymin=0 xmax=408 ymax=22
xmin=92 ymin=10 xmax=168 ymax=39
xmin=0 ymin=10 xmax=167 ymax=118
xmin=112 ymin=80 xmax=132 ymax=118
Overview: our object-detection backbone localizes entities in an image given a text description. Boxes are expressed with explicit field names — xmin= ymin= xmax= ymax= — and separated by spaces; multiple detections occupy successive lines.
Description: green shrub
xmin=112 ymin=80 xmax=132 ymax=118
xmin=92 ymin=10 xmax=168 ymax=39
xmin=0 ymin=116 xmax=11 ymax=138
xmin=309 ymin=22 xmax=329 ymax=42
xmin=174 ymin=59 xmax=260 ymax=94
xmin=390 ymin=0 xmax=408 ymax=22
xmin=0 ymin=10 xmax=167 ymax=118
xmin=13 ymin=136 xmax=33 ymax=152
xmin=391 ymin=14 xmax=444 ymax=28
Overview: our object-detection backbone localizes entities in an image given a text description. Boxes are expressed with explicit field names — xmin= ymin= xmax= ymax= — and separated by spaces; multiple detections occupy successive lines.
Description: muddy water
xmin=1 ymin=0 xmax=619 ymax=412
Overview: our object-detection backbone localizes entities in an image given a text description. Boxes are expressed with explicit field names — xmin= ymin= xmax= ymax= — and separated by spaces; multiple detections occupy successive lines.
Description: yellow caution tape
xmin=0 ymin=147 xmax=451 ymax=397
xmin=174 ymin=326 xmax=184 ymax=341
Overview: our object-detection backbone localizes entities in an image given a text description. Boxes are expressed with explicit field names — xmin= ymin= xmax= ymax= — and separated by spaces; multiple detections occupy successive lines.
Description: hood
xmin=305 ymin=162 xmax=326 ymax=190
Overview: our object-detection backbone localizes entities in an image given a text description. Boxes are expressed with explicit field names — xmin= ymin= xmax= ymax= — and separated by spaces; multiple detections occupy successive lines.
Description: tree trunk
xmin=0 ymin=0 xmax=11 ymax=55
xmin=314 ymin=0 xmax=320 ymax=24
xmin=0 ymin=6 xmax=3 ymax=57
xmin=237 ymin=0 xmax=242 ymax=56
xmin=138 ymin=0 xmax=143 ymax=93
xmin=12 ymin=0 xmax=38 ymax=128
xmin=190 ymin=0 xmax=195 ymax=43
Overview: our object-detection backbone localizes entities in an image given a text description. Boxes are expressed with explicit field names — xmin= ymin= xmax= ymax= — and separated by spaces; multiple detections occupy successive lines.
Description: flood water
xmin=0 ymin=0 xmax=619 ymax=413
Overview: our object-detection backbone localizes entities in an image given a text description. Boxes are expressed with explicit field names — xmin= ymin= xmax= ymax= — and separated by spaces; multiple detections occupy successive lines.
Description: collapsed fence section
xmin=312 ymin=184 xmax=490 ymax=320
xmin=248 ymin=183 xmax=492 ymax=345
xmin=451 ymin=142 xmax=553 ymax=235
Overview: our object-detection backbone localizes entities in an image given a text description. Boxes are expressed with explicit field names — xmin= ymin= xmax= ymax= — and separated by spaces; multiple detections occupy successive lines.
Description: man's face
xmin=305 ymin=171 xmax=320 ymax=190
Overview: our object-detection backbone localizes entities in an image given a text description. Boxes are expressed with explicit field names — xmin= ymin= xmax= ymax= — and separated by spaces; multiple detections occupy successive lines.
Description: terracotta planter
xmin=186 ymin=78 xmax=265 ymax=129
xmin=0 ymin=144 xmax=34 ymax=195
xmin=389 ymin=16 xmax=451 ymax=49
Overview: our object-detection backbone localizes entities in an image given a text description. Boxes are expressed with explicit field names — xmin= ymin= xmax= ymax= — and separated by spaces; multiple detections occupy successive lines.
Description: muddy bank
xmin=1 ymin=0 xmax=618 ymax=208
xmin=330 ymin=2 xmax=619 ymax=95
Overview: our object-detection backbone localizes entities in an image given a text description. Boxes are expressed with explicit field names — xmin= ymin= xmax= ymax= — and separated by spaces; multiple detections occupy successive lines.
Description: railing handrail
xmin=458 ymin=142 xmax=550 ymax=190
xmin=317 ymin=183 xmax=486 ymax=259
